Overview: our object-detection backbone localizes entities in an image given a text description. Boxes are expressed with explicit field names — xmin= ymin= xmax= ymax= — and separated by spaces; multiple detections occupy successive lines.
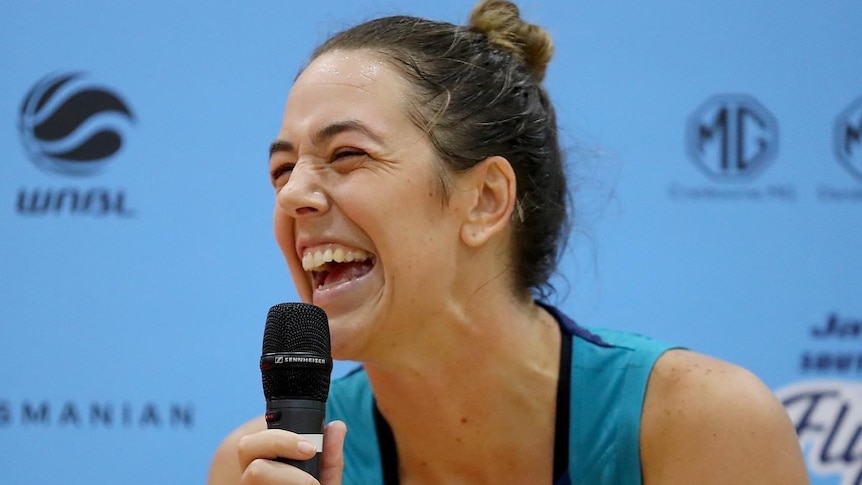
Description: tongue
xmin=322 ymin=261 xmax=372 ymax=288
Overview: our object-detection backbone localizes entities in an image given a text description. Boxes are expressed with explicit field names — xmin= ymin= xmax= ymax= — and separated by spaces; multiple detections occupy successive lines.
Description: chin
xmin=329 ymin=336 xmax=363 ymax=363
xmin=326 ymin=314 xmax=365 ymax=361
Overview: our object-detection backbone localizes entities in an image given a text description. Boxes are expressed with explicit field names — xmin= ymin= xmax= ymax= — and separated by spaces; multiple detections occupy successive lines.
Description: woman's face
xmin=270 ymin=50 xmax=469 ymax=361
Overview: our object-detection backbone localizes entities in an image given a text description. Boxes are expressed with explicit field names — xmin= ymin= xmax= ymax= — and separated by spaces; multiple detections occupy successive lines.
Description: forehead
xmin=293 ymin=49 xmax=403 ymax=97
xmin=282 ymin=50 xmax=410 ymax=136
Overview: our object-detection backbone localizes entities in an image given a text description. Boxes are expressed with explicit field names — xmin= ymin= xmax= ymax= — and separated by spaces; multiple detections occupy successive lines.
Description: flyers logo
xmin=777 ymin=381 xmax=862 ymax=485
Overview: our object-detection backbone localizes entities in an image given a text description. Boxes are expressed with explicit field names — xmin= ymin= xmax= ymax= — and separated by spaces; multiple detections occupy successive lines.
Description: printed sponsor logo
xmin=778 ymin=381 xmax=862 ymax=485
xmin=819 ymin=96 xmax=862 ymax=203
xmin=670 ymin=94 xmax=795 ymax=201
xmin=0 ymin=400 xmax=193 ymax=429
xmin=686 ymin=94 xmax=778 ymax=182
xmin=18 ymin=72 xmax=134 ymax=176
xmin=15 ymin=72 xmax=136 ymax=216
xmin=834 ymin=96 xmax=862 ymax=182
xmin=802 ymin=314 xmax=862 ymax=374
xmin=778 ymin=312 xmax=862 ymax=484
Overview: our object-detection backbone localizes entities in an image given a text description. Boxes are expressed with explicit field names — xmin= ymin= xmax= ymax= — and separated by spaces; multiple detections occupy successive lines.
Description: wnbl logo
xmin=778 ymin=381 xmax=862 ymax=485
xmin=16 ymin=72 xmax=136 ymax=216
xmin=687 ymin=94 xmax=778 ymax=181
xmin=18 ymin=72 xmax=134 ymax=176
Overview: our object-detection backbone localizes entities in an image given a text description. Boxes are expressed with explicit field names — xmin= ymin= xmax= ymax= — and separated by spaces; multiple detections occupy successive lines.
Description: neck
xmin=364 ymin=299 xmax=562 ymax=484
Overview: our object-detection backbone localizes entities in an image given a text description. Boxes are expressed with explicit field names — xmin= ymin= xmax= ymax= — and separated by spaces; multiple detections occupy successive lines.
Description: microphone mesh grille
xmin=261 ymin=303 xmax=331 ymax=401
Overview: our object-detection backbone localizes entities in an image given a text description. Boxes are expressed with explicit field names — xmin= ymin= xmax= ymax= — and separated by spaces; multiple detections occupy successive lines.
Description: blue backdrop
xmin=2 ymin=1 xmax=860 ymax=483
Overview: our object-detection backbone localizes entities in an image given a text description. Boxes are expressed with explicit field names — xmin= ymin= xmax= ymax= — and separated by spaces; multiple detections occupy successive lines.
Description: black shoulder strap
xmin=554 ymin=330 xmax=573 ymax=481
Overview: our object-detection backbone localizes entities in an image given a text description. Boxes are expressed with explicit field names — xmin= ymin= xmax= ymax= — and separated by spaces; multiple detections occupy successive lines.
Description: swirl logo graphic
xmin=18 ymin=72 xmax=134 ymax=176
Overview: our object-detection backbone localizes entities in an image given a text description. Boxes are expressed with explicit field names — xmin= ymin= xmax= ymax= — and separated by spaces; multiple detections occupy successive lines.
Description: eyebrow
xmin=269 ymin=119 xmax=384 ymax=157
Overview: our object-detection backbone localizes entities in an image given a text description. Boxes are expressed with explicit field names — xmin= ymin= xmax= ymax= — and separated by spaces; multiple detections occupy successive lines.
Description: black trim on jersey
xmin=554 ymin=329 xmax=573 ymax=482
xmin=540 ymin=302 xmax=610 ymax=348
xmin=373 ymin=327 xmax=573 ymax=484
xmin=373 ymin=402 xmax=399 ymax=485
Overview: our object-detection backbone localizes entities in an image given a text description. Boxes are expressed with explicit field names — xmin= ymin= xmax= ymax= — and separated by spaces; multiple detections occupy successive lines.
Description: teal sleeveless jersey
xmin=325 ymin=305 xmax=676 ymax=484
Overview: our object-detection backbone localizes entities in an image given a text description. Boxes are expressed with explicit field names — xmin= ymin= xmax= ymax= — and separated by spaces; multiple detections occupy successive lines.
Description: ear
xmin=459 ymin=156 xmax=517 ymax=247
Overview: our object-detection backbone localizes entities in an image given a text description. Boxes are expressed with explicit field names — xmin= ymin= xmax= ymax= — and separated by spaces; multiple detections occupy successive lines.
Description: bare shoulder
xmin=207 ymin=415 xmax=267 ymax=485
xmin=640 ymin=349 xmax=809 ymax=485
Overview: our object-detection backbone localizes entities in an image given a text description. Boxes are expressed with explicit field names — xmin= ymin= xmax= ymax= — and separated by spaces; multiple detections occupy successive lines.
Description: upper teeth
xmin=302 ymin=246 xmax=372 ymax=271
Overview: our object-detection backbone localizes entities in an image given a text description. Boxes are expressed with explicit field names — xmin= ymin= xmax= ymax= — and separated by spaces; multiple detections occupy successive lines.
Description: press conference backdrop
xmin=1 ymin=0 xmax=860 ymax=483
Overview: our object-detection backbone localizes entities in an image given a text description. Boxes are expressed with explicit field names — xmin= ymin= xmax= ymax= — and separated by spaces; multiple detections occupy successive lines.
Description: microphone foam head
xmin=261 ymin=303 xmax=332 ymax=401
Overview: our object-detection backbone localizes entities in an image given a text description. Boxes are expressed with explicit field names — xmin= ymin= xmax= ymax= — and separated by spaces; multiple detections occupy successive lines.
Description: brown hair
xmin=310 ymin=0 xmax=569 ymax=298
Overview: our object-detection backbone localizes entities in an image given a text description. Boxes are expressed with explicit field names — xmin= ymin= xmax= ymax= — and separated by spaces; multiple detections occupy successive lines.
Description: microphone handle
xmin=265 ymin=398 xmax=326 ymax=479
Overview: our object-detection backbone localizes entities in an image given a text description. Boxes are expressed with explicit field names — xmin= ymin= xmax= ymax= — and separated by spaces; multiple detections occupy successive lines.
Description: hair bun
xmin=468 ymin=0 xmax=554 ymax=81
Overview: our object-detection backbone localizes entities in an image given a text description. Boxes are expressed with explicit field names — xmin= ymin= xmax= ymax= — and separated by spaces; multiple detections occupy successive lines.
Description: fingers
xmin=234 ymin=424 xmax=346 ymax=485
xmin=320 ymin=421 xmax=347 ymax=485
xmin=237 ymin=429 xmax=319 ymax=485
xmin=237 ymin=429 xmax=318 ymax=468
xmin=241 ymin=457 xmax=317 ymax=485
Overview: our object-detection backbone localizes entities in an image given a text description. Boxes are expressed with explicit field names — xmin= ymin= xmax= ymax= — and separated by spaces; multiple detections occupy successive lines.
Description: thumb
xmin=320 ymin=420 xmax=347 ymax=485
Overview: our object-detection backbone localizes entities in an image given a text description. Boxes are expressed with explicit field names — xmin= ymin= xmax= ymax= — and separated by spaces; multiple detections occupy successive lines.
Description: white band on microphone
xmin=299 ymin=433 xmax=324 ymax=453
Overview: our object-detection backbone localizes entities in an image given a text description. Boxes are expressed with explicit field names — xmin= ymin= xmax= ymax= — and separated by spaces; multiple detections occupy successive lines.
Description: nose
xmin=275 ymin=160 xmax=329 ymax=218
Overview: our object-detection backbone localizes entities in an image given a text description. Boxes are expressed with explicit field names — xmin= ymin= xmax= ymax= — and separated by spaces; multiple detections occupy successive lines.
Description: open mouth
xmin=302 ymin=246 xmax=375 ymax=291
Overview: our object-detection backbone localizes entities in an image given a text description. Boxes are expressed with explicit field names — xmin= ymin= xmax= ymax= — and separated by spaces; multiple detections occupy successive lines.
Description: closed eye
xmin=331 ymin=149 xmax=366 ymax=162
xmin=270 ymin=163 xmax=294 ymax=187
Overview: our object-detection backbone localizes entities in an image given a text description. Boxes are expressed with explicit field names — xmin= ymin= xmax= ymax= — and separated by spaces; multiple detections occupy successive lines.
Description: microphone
xmin=260 ymin=302 xmax=333 ymax=479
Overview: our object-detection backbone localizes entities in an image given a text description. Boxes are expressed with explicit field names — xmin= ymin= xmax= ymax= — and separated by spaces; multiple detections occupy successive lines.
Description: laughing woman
xmin=208 ymin=1 xmax=809 ymax=484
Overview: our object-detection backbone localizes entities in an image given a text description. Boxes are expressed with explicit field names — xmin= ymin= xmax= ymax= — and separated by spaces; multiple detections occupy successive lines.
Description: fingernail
xmin=298 ymin=440 xmax=316 ymax=454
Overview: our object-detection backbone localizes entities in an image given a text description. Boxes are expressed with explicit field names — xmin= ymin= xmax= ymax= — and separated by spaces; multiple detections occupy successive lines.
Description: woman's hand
xmin=208 ymin=419 xmax=347 ymax=485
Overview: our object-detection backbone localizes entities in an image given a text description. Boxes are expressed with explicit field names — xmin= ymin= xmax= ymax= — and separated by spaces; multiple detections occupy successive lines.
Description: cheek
xmin=273 ymin=207 xmax=293 ymax=255
xmin=273 ymin=208 xmax=312 ymax=302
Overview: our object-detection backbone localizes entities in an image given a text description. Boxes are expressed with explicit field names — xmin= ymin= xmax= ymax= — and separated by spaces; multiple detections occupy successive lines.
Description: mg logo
xmin=835 ymin=96 xmax=862 ymax=181
xmin=687 ymin=94 xmax=779 ymax=181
